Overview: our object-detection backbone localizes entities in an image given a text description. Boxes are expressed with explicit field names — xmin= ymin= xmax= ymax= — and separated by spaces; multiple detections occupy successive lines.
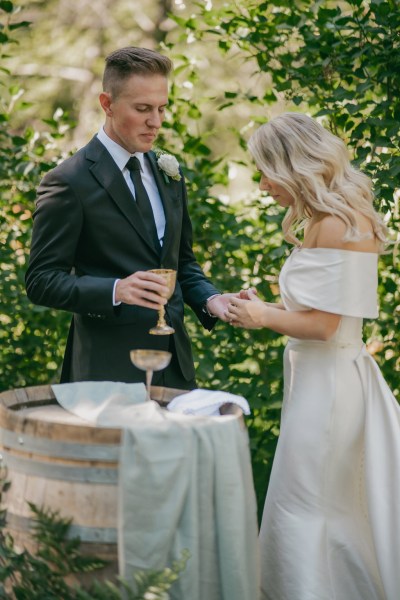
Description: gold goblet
xmin=130 ymin=349 xmax=172 ymax=402
xmin=149 ymin=268 xmax=177 ymax=335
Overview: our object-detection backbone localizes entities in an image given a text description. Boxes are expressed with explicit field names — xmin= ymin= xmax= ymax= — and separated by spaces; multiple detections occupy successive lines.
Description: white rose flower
xmin=156 ymin=152 xmax=181 ymax=182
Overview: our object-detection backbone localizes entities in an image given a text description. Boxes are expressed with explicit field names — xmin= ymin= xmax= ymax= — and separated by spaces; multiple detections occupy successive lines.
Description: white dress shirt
xmin=97 ymin=127 xmax=166 ymax=245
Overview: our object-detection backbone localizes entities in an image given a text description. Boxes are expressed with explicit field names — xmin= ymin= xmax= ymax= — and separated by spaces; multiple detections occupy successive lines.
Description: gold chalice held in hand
xmin=149 ymin=268 xmax=177 ymax=335
xmin=130 ymin=349 xmax=172 ymax=402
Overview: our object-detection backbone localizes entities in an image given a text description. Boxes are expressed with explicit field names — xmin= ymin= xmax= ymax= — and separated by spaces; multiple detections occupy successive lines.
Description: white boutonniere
xmin=155 ymin=149 xmax=181 ymax=183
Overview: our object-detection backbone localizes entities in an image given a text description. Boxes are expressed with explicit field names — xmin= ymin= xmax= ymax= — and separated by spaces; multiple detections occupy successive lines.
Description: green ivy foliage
xmin=0 ymin=6 xmax=72 ymax=390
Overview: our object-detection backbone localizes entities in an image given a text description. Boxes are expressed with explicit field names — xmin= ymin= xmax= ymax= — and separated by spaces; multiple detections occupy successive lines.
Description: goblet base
xmin=149 ymin=324 xmax=175 ymax=335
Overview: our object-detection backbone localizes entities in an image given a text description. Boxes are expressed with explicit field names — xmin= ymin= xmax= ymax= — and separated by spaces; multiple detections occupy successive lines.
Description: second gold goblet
xmin=130 ymin=349 xmax=172 ymax=401
xmin=149 ymin=268 xmax=177 ymax=335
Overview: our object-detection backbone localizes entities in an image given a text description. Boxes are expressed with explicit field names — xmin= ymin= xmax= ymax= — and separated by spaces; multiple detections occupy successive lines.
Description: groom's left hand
xmin=207 ymin=293 xmax=241 ymax=322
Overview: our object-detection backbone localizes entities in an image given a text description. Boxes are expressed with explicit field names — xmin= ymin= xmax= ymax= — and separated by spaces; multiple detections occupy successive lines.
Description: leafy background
xmin=1 ymin=0 xmax=399 ymax=518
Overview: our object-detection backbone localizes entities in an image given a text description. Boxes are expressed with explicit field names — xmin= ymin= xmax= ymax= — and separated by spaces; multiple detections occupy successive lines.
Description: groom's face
xmin=100 ymin=73 xmax=169 ymax=154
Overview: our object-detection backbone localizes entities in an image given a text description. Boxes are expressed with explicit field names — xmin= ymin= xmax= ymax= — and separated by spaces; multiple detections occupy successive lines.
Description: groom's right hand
xmin=115 ymin=271 xmax=169 ymax=308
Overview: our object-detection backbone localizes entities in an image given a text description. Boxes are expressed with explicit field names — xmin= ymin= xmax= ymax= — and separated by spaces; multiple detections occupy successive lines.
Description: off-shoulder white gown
xmin=260 ymin=248 xmax=400 ymax=600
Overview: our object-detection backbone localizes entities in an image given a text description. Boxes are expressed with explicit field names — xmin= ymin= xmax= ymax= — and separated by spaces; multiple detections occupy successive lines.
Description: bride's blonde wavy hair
xmin=248 ymin=112 xmax=387 ymax=248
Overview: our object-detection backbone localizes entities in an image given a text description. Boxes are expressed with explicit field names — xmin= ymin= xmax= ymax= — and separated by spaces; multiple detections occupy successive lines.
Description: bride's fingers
xmin=227 ymin=298 xmax=249 ymax=324
xmin=228 ymin=299 xmax=241 ymax=311
xmin=225 ymin=305 xmax=238 ymax=324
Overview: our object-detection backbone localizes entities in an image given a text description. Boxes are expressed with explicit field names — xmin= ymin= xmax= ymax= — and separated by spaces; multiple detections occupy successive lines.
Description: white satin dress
xmin=260 ymin=248 xmax=400 ymax=600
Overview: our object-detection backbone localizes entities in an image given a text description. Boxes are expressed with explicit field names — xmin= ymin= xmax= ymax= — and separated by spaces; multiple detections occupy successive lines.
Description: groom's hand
xmin=207 ymin=293 xmax=240 ymax=322
xmin=115 ymin=271 xmax=169 ymax=308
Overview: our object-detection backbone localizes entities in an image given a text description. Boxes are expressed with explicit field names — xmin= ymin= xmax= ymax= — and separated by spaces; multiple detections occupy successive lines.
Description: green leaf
xmin=9 ymin=21 xmax=31 ymax=30
xmin=11 ymin=135 xmax=26 ymax=146
xmin=0 ymin=1 xmax=13 ymax=13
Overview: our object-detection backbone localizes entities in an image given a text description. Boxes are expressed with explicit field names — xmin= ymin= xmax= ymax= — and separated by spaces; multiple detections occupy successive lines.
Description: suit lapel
xmin=85 ymin=137 xmax=159 ymax=256
xmin=146 ymin=151 xmax=181 ymax=259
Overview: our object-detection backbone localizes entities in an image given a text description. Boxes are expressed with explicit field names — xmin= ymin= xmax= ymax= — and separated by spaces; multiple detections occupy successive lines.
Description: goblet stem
xmin=145 ymin=369 xmax=153 ymax=402
xmin=149 ymin=269 xmax=176 ymax=336
xmin=157 ymin=304 xmax=166 ymax=329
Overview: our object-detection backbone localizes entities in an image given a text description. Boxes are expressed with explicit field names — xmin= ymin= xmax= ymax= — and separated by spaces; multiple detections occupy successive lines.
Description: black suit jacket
xmin=25 ymin=136 xmax=219 ymax=385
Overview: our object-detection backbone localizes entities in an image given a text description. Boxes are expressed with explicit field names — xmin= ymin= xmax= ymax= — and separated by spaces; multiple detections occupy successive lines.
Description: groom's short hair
xmin=103 ymin=46 xmax=173 ymax=98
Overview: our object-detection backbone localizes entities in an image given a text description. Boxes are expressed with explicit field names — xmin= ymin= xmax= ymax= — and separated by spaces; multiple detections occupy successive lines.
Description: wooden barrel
xmin=0 ymin=384 xmax=187 ymax=580
xmin=0 ymin=384 xmax=242 ymax=584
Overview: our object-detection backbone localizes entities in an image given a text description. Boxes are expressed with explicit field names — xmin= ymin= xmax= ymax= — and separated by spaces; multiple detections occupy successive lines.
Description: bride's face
xmin=258 ymin=172 xmax=294 ymax=207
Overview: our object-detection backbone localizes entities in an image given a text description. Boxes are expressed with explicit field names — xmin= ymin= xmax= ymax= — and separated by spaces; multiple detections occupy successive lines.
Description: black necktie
xmin=126 ymin=156 xmax=160 ymax=252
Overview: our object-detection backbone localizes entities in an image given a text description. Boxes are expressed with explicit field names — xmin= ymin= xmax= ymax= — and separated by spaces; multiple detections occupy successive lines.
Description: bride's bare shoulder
xmin=313 ymin=215 xmax=347 ymax=249
xmin=314 ymin=214 xmax=378 ymax=252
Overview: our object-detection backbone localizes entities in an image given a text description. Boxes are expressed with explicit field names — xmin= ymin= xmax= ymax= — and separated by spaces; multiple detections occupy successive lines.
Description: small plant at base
xmin=0 ymin=465 xmax=188 ymax=599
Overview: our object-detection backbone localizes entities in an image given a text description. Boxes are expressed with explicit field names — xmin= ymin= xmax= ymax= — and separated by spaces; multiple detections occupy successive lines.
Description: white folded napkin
xmin=167 ymin=388 xmax=250 ymax=417
xmin=51 ymin=381 xmax=152 ymax=426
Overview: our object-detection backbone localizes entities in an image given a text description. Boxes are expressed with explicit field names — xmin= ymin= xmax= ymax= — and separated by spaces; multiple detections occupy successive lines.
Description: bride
xmin=226 ymin=112 xmax=399 ymax=600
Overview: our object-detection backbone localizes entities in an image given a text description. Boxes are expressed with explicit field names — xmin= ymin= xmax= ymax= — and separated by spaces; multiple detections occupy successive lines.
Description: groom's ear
xmin=99 ymin=92 xmax=113 ymax=117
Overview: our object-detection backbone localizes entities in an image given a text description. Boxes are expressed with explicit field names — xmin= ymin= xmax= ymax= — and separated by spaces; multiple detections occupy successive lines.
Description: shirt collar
xmin=97 ymin=127 xmax=145 ymax=171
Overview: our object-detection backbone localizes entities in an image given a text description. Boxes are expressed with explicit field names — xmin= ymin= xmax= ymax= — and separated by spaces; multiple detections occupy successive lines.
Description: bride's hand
xmin=239 ymin=287 xmax=258 ymax=300
xmin=225 ymin=289 xmax=267 ymax=329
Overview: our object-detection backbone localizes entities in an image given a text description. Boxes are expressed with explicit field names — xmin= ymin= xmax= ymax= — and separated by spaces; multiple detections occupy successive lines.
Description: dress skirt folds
xmin=260 ymin=249 xmax=400 ymax=600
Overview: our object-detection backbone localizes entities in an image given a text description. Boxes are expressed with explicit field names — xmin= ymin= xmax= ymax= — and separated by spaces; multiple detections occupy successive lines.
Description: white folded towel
xmin=167 ymin=388 xmax=250 ymax=417
xmin=51 ymin=381 xmax=150 ymax=426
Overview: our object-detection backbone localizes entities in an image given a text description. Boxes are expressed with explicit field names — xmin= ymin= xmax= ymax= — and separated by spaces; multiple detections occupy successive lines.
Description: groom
xmin=25 ymin=46 xmax=232 ymax=389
